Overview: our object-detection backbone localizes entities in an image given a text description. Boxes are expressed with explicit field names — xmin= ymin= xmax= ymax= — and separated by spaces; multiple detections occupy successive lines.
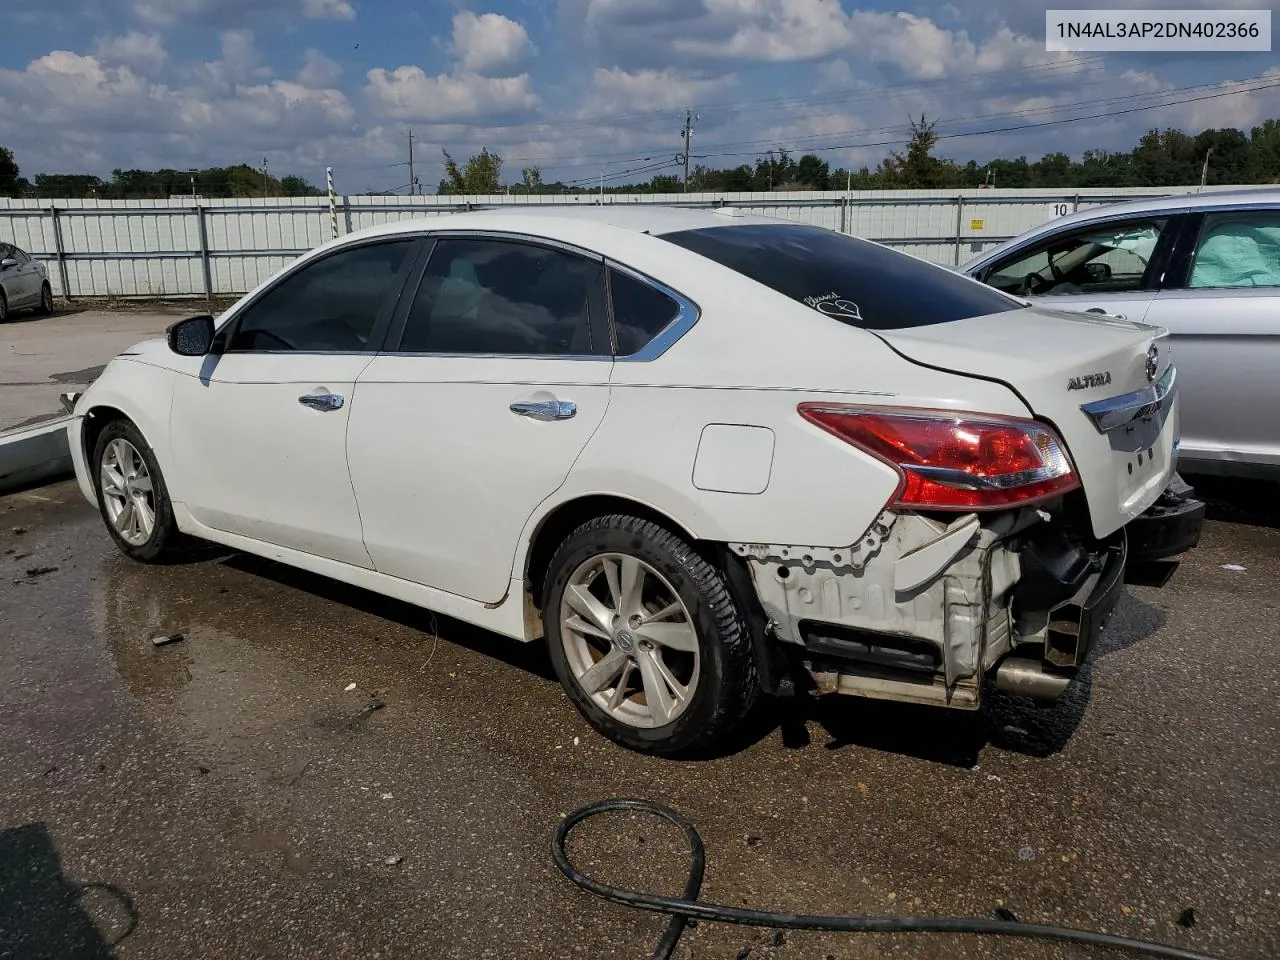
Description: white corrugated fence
xmin=0 ymin=185 xmax=1232 ymax=300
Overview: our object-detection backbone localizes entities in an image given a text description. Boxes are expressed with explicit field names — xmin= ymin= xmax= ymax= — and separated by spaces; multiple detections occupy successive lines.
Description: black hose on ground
xmin=551 ymin=798 xmax=1221 ymax=960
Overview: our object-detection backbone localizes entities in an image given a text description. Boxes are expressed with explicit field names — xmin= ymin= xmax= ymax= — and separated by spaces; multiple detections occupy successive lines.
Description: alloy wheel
xmin=559 ymin=553 xmax=700 ymax=729
xmin=100 ymin=438 xmax=156 ymax=546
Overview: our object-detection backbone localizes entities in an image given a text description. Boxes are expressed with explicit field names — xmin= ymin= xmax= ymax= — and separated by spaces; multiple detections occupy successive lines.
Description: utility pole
xmin=408 ymin=129 xmax=415 ymax=196
xmin=262 ymin=156 xmax=269 ymax=196
xmin=680 ymin=109 xmax=698 ymax=192
xmin=1200 ymin=146 xmax=1214 ymax=188
xmin=599 ymin=170 xmax=604 ymax=204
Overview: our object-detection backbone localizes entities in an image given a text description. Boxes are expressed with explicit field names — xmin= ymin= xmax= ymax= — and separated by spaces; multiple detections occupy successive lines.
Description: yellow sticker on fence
xmin=970 ymin=218 xmax=985 ymax=230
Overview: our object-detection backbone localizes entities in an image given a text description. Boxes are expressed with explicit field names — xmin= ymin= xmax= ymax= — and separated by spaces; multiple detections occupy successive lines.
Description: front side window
xmin=398 ymin=238 xmax=605 ymax=356
xmin=227 ymin=239 xmax=415 ymax=352
xmin=662 ymin=223 xmax=1021 ymax=329
xmin=1187 ymin=210 xmax=1280 ymax=289
xmin=985 ymin=218 xmax=1169 ymax=297
xmin=12 ymin=247 xmax=30 ymax=264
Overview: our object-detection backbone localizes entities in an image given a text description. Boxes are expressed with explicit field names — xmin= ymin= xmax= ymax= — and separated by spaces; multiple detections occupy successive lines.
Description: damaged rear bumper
xmin=731 ymin=477 xmax=1201 ymax=711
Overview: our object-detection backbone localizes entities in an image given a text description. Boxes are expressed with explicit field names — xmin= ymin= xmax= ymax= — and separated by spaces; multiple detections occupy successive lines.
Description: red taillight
xmin=798 ymin=404 xmax=1080 ymax=510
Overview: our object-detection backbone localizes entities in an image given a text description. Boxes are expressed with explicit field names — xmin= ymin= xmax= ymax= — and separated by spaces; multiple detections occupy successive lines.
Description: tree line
xmin=3 ymin=116 xmax=1277 ymax=200
xmin=0 ymin=153 xmax=322 ymax=199
xmin=440 ymin=117 xmax=1280 ymax=195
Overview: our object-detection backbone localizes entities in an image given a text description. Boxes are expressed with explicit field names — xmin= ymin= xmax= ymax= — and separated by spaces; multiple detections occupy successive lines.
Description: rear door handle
xmin=510 ymin=400 xmax=576 ymax=421
xmin=1085 ymin=307 xmax=1127 ymax=321
xmin=299 ymin=393 xmax=345 ymax=411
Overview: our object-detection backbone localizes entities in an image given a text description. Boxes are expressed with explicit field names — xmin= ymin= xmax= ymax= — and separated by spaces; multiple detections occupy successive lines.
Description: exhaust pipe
xmin=994 ymin=658 xmax=1072 ymax=701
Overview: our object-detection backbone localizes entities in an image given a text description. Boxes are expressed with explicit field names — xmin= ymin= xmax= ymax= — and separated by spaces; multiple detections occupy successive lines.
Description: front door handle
xmin=1085 ymin=307 xmax=1127 ymax=321
xmin=299 ymin=393 xmax=345 ymax=411
xmin=510 ymin=400 xmax=576 ymax=421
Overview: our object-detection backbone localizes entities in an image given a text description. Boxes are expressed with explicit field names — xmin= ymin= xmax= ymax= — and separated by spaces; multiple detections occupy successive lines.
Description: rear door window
xmin=661 ymin=223 xmax=1021 ymax=329
xmin=1186 ymin=210 xmax=1280 ymax=289
xmin=397 ymin=238 xmax=607 ymax=356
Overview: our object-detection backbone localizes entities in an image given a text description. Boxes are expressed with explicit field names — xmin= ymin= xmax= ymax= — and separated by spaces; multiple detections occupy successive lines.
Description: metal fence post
xmin=49 ymin=206 xmax=70 ymax=300
xmin=327 ymin=167 xmax=339 ymax=240
xmin=953 ymin=196 xmax=965 ymax=266
xmin=839 ymin=196 xmax=847 ymax=234
xmin=342 ymin=195 xmax=353 ymax=235
xmin=1072 ymin=193 xmax=1080 ymax=213
xmin=194 ymin=202 xmax=213 ymax=308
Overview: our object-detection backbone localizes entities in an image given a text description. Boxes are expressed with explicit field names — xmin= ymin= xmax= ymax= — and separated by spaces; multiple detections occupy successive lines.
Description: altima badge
xmin=1146 ymin=344 xmax=1159 ymax=382
xmin=1067 ymin=372 xmax=1112 ymax=391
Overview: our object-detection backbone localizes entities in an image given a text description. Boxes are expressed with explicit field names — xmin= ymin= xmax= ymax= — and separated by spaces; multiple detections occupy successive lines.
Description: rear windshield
xmin=661 ymin=223 xmax=1024 ymax=329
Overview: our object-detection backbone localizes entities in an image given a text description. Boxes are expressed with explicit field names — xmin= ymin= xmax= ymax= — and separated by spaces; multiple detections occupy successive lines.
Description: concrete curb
xmin=0 ymin=416 xmax=74 ymax=494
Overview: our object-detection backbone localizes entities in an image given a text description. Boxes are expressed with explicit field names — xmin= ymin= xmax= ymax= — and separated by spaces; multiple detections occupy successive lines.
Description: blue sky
xmin=3 ymin=0 xmax=1277 ymax=193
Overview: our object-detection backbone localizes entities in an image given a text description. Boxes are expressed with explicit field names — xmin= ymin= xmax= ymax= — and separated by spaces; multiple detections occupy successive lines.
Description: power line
xmin=683 ymin=75 xmax=1280 ymax=163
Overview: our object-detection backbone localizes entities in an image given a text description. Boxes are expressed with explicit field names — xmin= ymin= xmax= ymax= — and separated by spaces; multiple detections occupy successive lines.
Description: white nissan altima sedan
xmin=67 ymin=206 xmax=1204 ymax=755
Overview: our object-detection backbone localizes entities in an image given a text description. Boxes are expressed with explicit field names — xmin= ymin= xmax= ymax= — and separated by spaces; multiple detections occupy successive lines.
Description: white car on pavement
xmin=66 ymin=207 xmax=1204 ymax=755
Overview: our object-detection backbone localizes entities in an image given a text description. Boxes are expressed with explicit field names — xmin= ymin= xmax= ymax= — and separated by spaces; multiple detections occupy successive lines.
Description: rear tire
xmin=91 ymin=419 xmax=187 ymax=563
xmin=0 ymin=291 xmax=8 ymax=323
xmin=37 ymin=282 xmax=54 ymax=315
xmin=542 ymin=514 xmax=759 ymax=757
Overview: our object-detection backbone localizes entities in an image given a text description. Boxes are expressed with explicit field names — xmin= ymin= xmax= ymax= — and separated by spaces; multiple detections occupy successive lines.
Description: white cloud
xmin=131 ymin=0 xmax=354 ymax=25
xmin=364 ymin=67 xmax=540 ymax=121
xmin=298 ymin=48 xmax=343 ymax=88
xmin=219 ymin=30 xmax=260 ymax=81
xmin=584 ymin=67 xmax=736 ymax=114
xmin=673 ymin=0 xmax=855 ymax=62
xmin=94 ymin=32 xmax=168 ymax=72
xmin=301 ymin=0 xmax=355 ymax=19
xmin=451 ymin=11 xmax=534 ymax=75
xmin=131 ymin=0 xmax=204 ymax=25
xmin=844 ymin=13 xmax=1076 ymax=80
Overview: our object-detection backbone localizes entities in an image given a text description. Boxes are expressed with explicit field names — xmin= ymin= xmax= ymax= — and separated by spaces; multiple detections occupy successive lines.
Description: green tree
xmin=795 ymin=153 xmax=830 ymax=190
xmin=279 ymin=175 xmax=321 ymax=196
xmin=439 ymin=147 xmax=503 ymax=194
xmin=882 ymin=115 xmax=957 ymax=187
xmin=1248 ymin=119 xmax=1280 ymax=182
xmin=519 ymin=166 xmax=543 ymax=192
xmin=34 ymin=174 xmax=107 ymax=198
xmin=1030 ymin=152 xmax=1072 ymax=187
xmin=0 ymin=147 xmax=20 ymax=197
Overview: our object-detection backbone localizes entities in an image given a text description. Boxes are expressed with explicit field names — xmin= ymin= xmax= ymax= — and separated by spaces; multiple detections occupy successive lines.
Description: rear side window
xmin=1187 ymin=210 xmax=1280 ymax=289
xmin=661 ymin=223 xmax=1022 ymax=329
xmin=609 ymin=268 xmax=680 ymax=355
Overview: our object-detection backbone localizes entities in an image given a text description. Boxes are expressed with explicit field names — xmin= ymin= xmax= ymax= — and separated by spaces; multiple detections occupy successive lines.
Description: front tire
xmin=0 ymin=291 xmax=8 ymax=323
xmin=542 ymin=514 xmax=759 ymax=756
xmin=91 ymin=419 xmax=186 ymax=563
xmin=37 ymin=282 xmax=54 ymax=315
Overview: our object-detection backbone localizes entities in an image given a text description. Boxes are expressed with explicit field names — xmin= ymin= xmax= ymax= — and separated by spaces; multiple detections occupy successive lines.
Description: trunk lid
xmin=873 ymin=306 xmax=1177 ymax=538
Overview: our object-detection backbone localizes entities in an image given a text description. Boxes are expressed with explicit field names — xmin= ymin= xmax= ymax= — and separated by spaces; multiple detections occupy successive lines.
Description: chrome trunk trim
xmin=1080 ymin=364 xmax=1175 ymax=434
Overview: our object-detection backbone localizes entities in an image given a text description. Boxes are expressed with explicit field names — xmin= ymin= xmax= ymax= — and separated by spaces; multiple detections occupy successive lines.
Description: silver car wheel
xmin=559 ymin=552 xmax=701 ymax=729
xmin=100 ymin=438 xmax=156 ymax=546
xmin=41 ymin=284 xmax=53 ymax=312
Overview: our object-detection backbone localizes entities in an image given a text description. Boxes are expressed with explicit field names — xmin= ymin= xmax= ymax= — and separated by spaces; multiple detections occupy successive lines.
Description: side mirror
xmin=0 ymin=258 xmax=17 ymax=271
xmin=166 ymin=314 xmax=215 ymax=356
xmin=1084 ymin=262 xmax=1112 ymax=283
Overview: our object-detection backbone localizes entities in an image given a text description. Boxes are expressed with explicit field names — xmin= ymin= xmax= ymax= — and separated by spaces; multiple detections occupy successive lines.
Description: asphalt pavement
xmin=1 ymin=479 xmax=1277 ymax=960
xmin=1 ymin=309 xmax=182 ymax=432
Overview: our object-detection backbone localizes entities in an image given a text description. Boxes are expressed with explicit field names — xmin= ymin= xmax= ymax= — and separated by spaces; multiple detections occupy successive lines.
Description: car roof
xmin=337 ymin=204 xmax=790 ymax=245
xmin=960 ymin=186 xmax=1280 ymax=271
xmin=1054 ymin=185 xmax=1280 ymax=221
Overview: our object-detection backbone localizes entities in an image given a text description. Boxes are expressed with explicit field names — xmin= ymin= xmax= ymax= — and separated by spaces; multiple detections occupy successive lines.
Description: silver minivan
xmin=960 ymin=188 xmax=1280 ymax=479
